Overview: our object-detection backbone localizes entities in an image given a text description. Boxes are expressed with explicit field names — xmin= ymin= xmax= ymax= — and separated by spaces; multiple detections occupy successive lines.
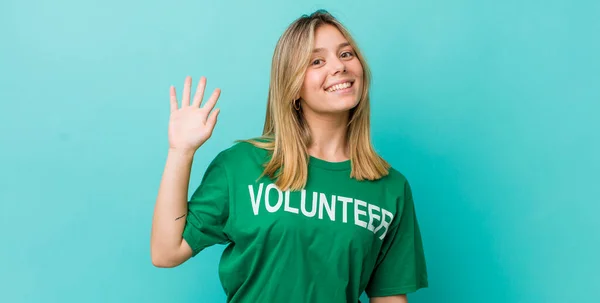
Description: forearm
xmin=150 ymin=148 xmax=195 ymax=262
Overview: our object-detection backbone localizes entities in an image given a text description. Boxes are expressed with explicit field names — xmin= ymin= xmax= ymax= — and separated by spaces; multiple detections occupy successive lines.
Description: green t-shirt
xmin=182 ymin=140 xmax=428 ymax=302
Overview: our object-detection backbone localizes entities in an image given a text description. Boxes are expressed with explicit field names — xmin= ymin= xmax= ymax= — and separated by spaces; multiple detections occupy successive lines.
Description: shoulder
xmin=385 ymin=166 xmax=409 ymax=184
xmin=376 ymin=164 xmax=411 ymax=197
xmin=211 ymin=136 xmax=272 ymax=166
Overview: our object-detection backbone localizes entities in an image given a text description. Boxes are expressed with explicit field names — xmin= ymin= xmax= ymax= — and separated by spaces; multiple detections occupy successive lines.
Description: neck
xmin=303 ymin=110 xmax=350 ymax=162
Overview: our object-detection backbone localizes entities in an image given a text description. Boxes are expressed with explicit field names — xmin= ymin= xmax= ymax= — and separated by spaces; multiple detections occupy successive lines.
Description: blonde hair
xmin=241 ymin=9 xmax=390 ymax=191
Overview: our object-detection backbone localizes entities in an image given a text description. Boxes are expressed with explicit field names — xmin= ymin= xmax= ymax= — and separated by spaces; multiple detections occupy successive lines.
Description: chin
xmin=338 ymin=97 xmax=361 ymax=110
xmin=323 ymin=100 xmax=360 ymax=114
xmin=305 ymin=94 xmax=361 ymax=115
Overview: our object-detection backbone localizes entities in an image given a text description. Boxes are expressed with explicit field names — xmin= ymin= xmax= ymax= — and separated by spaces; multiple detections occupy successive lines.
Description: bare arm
xmin=370 ymin=295 xmax=408 ymax=303
xmin=150 ymin=76 xmax=221 ymax=267
xmin=150 ymin=149 xmax=195 ymax=267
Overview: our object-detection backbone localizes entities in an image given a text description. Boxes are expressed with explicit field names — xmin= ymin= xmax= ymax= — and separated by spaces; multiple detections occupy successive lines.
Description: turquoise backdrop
xmin=1 ymin=0 xmax=598 ymax=302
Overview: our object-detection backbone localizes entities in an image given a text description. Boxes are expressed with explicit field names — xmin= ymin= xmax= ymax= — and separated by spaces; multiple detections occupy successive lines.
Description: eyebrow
xmin=312 ymin=42 xmax=351 ymax=53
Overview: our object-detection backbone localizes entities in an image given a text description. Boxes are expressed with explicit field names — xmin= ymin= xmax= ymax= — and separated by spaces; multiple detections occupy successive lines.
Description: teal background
xmin=1 ymin=0 xmax=598 ymax=302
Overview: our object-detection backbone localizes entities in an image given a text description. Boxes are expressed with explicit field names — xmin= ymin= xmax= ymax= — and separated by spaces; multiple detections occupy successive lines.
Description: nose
xmin=329 ymin=56 xmax=347 ymax=75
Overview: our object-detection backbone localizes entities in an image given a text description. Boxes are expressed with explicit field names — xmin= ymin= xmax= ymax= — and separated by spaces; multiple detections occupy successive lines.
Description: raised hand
xmin=168 ymin=76 xmax=221 ymax=153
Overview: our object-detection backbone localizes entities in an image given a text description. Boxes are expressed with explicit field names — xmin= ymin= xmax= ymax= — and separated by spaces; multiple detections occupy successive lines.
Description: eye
xmin=311 ymin=59 xmax=323 ymax=66
xmin=341 ymin=51 xmax=354 ymax=58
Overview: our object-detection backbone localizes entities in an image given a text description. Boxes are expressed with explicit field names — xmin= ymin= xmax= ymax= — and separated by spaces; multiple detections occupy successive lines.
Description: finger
xmin=169 ymin=86 xmax=178 ymax=112
xmin=182 ymin=76 xmax=192 ymax=107
xmin=192 ymin=76 xmax=207 ymax=108
xmin=206 ymin=108 xmax=220 ymax=130
xmin=202 ymin=88 xmax=221 ymax=113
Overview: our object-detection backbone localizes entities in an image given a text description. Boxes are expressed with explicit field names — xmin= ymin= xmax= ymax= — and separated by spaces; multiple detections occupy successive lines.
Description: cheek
xmin=303 ymin=71 xmax=326 ymax=93
xmin=350 ymin=60 xmax=364 ymax=78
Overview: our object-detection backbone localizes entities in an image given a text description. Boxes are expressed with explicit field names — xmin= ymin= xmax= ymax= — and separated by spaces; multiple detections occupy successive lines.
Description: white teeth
xmin=326 ymin=82 xmax=352 ymax=92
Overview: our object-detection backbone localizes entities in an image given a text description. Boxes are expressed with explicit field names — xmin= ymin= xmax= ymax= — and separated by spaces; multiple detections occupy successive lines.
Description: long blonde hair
xmin=241 ymin=9 xmax=390 ymax=191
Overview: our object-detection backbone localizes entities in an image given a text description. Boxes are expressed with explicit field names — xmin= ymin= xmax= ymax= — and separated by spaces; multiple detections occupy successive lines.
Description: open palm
xmin=168 ymin=76 xmax=221 ymax=152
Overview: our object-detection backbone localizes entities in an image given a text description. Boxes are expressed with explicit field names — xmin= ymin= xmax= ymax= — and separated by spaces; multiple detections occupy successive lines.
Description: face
xmin=298 ymin=24 xmax=363 ymax=116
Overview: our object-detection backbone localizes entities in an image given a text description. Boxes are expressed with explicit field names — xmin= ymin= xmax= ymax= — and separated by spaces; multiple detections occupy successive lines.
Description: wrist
xmin=168 ymin=147 xmax=196 ymax=158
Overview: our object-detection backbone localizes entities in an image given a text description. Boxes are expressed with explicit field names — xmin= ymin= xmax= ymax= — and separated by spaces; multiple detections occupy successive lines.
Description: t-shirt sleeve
xmin=365 ymin=180 xmax=428 ymax=297
xmin=182 ymin=152 xmax=230 ymax=257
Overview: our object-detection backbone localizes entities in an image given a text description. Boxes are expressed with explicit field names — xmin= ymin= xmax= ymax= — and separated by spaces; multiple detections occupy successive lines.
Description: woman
xmin=151 ymin=10 xmax=428 ymax=303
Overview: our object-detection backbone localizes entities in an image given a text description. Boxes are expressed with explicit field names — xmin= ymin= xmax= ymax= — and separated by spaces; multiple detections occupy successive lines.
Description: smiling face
xmin=298 ymin=24 xmax=364 ymax=116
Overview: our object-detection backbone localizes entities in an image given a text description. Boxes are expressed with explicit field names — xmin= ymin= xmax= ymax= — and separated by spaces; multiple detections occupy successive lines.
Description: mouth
xmin=324 ymin=80 xmax=355 ymax=93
